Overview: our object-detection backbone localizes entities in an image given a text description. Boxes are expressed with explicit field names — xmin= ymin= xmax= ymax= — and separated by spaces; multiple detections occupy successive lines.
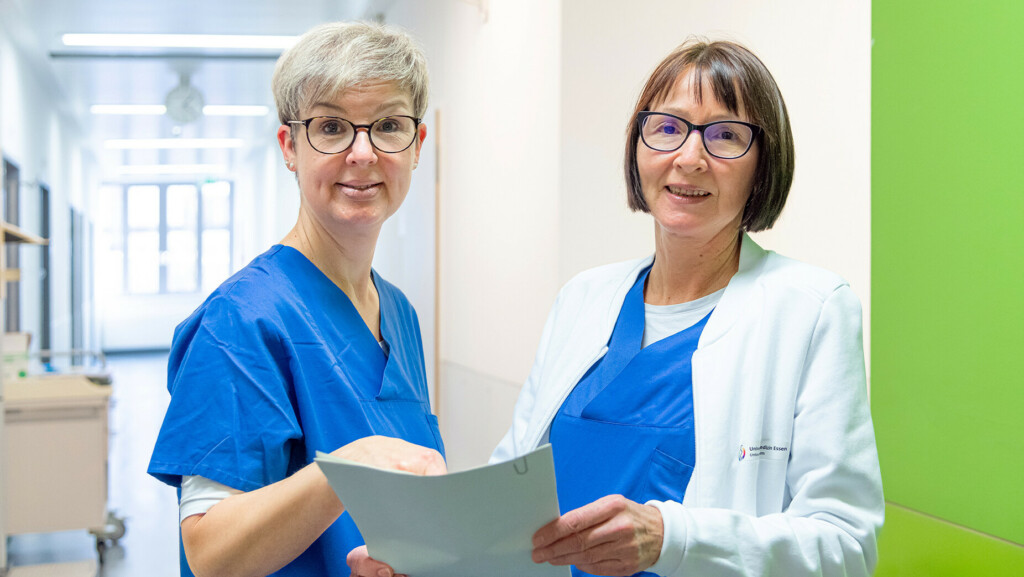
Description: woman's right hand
xmin=347 ymin=545 xmax=406 ymax=577
xmin=330 ymin=435 xmax=447 ymax=476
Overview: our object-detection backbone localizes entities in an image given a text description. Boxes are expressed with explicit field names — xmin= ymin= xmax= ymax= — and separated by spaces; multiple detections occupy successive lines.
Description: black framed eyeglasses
xmin=287 ymin=115 xmax=421 ymax=154
xmin=638 ymin=111 xmax=761 ymax=159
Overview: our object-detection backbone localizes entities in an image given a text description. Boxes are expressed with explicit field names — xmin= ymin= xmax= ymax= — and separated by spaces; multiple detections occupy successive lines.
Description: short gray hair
xmin=272 ymin=21 xmax=429 ymax=124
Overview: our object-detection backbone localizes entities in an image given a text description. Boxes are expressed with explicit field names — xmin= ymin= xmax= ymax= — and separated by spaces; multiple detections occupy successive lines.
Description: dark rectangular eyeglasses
xmin=638 ymin=111 xmax=760 ymax=159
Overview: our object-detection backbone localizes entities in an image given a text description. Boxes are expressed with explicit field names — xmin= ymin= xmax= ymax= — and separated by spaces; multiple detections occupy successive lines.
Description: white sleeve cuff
xmin=179 ymin=475 xmax=242 ymax=523
xmin=645 ymin=500 xmax=687 ymax=577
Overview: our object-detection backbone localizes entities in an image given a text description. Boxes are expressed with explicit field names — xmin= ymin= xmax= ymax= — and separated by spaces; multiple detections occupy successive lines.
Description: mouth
xmin=338 ymin=181 xmax=383 ymax=196
xmin=666 ymin=186 xmax=711 ymax=198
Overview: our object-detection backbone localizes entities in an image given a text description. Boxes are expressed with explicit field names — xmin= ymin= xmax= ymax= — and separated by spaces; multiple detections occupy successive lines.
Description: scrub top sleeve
xmin=149 ymin=297 xmax=303 ymax=493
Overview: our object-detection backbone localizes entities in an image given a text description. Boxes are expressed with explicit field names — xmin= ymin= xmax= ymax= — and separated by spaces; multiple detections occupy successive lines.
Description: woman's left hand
xmin=531 ymin=494 xmax=664 ymax=576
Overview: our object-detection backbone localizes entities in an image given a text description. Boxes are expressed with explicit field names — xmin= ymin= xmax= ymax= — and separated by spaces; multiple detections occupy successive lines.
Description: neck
xmin=646 ymin=226 xmax=743 ymax=305
xmin=280 ymin=207 xmax=379 ymax=304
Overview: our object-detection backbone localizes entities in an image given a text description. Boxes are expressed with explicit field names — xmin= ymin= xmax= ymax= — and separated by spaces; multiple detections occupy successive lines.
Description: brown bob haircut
xmin=624 ymin=39 xmax=794 ymax=232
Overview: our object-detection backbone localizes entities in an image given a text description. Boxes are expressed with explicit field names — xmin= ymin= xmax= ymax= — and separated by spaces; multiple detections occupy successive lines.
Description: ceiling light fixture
xmin=91 ymin=104 xmax=167 ymax=115
xmin=203 ymin=105 xmax=270 ymax=116
xmin=116 ymin=164 xmax=227 ymax=176
xmin=62 ymin=33 xmax=297 ymax=50
xmin=104 ymin=138 xmax=246 ymax=150
xmin=91 ymin=104 xmax=269 ymax=117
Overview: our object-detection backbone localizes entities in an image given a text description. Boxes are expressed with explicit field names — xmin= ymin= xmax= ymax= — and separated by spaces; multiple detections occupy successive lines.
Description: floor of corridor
xmin=7 ymin=351 xmax=180 ymax=576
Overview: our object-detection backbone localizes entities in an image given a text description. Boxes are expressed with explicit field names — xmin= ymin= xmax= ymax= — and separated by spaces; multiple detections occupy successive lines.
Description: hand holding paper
xmin=330 ymin=435 xmax=447 ymax=476
xmin=316 ymin=444 xmax=569 ymax=577
xmin=347 ymin=546 xmax=402 ymax=577
xmin=532 ymin=494 xmax=664 ymax=576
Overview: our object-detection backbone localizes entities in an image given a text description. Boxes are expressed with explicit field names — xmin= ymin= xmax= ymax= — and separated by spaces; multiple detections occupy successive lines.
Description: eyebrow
xmin=656 ymin=106 xmax=745 ymax=123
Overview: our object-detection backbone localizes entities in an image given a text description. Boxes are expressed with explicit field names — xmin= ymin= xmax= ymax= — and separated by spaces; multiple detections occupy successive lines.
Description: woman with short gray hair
xmin=149 ymin=21 xmax=445 ymax=577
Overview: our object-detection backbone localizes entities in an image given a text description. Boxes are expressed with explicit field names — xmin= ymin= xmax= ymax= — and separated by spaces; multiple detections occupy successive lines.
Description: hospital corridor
xmin=0 ymin=0 xmax=1021 ymax=576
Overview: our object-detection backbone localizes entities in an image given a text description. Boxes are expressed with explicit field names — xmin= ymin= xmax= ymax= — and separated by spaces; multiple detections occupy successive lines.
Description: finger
xmin=545 ymin=540 xmax=622 ymax=568
xmin=346 ymin=546 xmax=395 ymax=577
xmin=397 ymin=449 xmax=447 ymax=476
xmin=533 ymin=495 xmax=625 ymax=548
xmin=533 ymin=520 xmax=621 ymax=563
xmin=422 ymin=450 xmax=448 ymax=476
xmin=346 ymin=545 xmax=369 ymax=567
xmin=575 ymin=559 xmax=636 ymax=577
xmin=553 ymin=540 xmax=651 ymax=577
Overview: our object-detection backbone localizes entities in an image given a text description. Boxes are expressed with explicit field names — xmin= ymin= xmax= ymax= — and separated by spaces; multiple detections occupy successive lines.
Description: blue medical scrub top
xmin=549 ymin=266 xmax=710 ymax=577
xmin=148 ymin=245 xmax=445 ymax=577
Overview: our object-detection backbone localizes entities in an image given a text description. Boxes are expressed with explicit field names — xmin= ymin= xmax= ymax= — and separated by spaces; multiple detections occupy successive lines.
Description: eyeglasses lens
xmin=704 ymin=123 xmax=754 ymax=159
xmin=641 ymin=114 xmax=688 ymax=152
xmin=308 ymin=118 xmax=353 ymax=153
xmin=369 ymin=117 xmax=417 ymax=152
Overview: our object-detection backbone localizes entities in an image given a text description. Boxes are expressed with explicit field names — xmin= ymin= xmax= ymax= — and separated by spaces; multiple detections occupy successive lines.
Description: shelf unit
xmin=0 ymin=222 xmax=48 ymax=298
xmin=1 ymin=219 xmax=50 ymax=575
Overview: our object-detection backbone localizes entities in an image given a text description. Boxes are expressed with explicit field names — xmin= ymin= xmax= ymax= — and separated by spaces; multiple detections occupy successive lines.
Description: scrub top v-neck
xmin=149 ymin=245 xmax=444 ymax=577
xmin=549 ymin=266 xmax=711 ymax=577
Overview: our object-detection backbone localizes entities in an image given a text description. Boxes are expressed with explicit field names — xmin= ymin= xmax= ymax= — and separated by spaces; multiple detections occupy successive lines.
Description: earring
xmin=413 ymin=162 xmax=418 ymax=169
xmin=287 ymin=161 xmax=294 ymax=170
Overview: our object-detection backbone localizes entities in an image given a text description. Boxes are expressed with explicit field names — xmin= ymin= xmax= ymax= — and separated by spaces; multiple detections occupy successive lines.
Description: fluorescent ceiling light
xmin=91 ymin=104 xmax=166 ymax=115
xmin=203 ymin=105 xmax=269 ymax=116
xmin=91 ymin=104 xmax=269 ymax=117
xmin=105 ymin=138 xmax=246 ymax=150
xmin=62 ymin=33 xmax=297 ymax=50
xmin=116 ymin=164 xmax=227 ymax=175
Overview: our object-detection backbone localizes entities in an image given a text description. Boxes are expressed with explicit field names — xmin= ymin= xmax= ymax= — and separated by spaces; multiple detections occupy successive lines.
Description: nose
xmin=346 ymin=127 xmax=378 ymax=166
xmin=673 ymin=129 xmax=708 ymax=172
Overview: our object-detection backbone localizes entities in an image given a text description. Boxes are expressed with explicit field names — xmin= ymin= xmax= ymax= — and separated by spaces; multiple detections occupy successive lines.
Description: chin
xmin=334 ymin=205 xmax=394 ymax=228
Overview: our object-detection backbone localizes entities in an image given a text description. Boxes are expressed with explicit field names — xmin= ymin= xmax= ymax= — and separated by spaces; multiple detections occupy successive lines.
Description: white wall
xmin=386 ymin=0 xmax=564 ymax=470
xmin=387 ymin=0 xmax=871 ymax=469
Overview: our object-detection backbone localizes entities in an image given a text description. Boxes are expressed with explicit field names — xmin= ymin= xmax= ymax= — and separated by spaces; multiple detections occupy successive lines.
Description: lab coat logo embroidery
xmin=738 ymin=442 xmax=789 ymax=461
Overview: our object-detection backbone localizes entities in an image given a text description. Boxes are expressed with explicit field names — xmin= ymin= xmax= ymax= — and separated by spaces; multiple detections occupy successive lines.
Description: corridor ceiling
xmin=3 ymin=0 xmax=396 ymax=178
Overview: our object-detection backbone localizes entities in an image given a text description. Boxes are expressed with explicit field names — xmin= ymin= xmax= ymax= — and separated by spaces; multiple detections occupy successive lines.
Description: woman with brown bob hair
xmin=496 ymin=38 xmax=884 ymax=577
xmin=350 ymin=38 xmax=883 ymax=577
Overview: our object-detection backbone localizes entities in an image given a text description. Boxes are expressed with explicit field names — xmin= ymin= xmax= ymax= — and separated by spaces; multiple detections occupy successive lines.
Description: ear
xmin=412 ymin=122 xmax=427 ymax=167
xmin=277 ymin=124 xmax=297 ymax=170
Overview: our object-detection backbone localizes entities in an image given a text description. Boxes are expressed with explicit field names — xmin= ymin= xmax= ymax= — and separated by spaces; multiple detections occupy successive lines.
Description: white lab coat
xmin=491 ymin=234 xmax=884 ymax=577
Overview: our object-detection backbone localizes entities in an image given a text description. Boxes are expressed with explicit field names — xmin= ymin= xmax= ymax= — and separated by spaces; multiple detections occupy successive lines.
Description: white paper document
xmin=315 ymin=444 xmax=569 ymax=577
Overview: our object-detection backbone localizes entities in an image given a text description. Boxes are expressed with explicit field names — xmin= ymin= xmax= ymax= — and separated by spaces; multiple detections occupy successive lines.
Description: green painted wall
xmin=875 ymin=505 xmax=1024 ymax=576
xmin=872 ymin=0 xmax=1024 ymax=571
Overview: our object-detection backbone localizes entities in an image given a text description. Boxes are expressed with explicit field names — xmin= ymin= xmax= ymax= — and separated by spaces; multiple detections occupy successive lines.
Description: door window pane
xmin=167 ymin=185 xmax=198 ymax=229
xmin=201 ymin=229 xmax=231 ymax=294
xmin=126 ymin=230 xmax=160 ymax=293
xmin=166 ymin=230 xmax=198 ymax=292
xmin=202 ymin=181 xmax=231 ymax=229
xmin=126 ymin=185 xmax=160 ymax=229
xmin=114 ymin=181 xmax=232 ymax=296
